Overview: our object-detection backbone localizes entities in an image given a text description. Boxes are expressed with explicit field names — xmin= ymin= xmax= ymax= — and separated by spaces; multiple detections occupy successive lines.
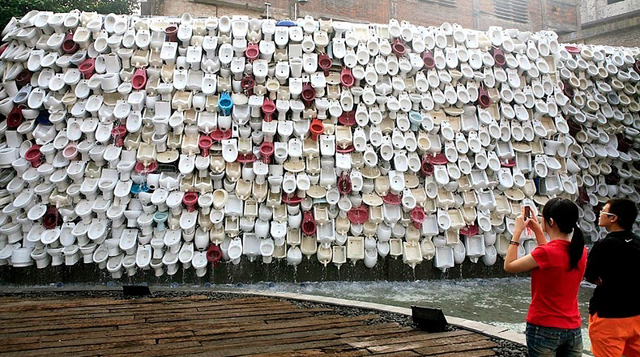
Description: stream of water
xmin=229 ymin=278 xmax=595 ymax=355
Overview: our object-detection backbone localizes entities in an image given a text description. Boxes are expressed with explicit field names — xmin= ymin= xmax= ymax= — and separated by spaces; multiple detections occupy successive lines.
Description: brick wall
xmin=546 ymin=0 xmax=580 ymax=33
xmin=560 ymin=9 xmax=640 ymax=47
xmin=583 ymin=26 xmax=640 ymax=47
xmin=581 ymin=0 xmax=640 ymax=23
xmin=152 ymin=0 xmax=579 ymax=34
xmin=475 ymin=0 xmax=542 ymax=31
xmin=396 ymin=0 xmax=473 ymax=29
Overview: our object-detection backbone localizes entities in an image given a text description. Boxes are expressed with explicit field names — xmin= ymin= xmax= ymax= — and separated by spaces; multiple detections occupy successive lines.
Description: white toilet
xmin=119 ymin=229 xmax=138 ymax=255
xmin=150 ymin=258 xmax=164 ymax=277
xmin=179 ymin=242 xmax=194 ymax=269
xmin=62 ymin=245 xmax=80 ymax=265
xmin=227 ymin=237 xmax=243 ymax=265
xmin=11 ymin=247 xmax=34 ymax=267
xmin=106 ymin=254 xmax=124 ymax=279
xmin=164 ymin=229 xmax=182 ymax=254
xmin=122 ymin=254 xmax=137 ymax=276
xmin=162 ymin=251 xmax=179 ymax=276
xmin=136 ymin=244 xmax=152 ymax=270
xmin=41 ymin=227 xmax=61 ymax=247
xmin=92 ymin=244 xmax=109 ymax=269
xmin=79 ymin=242 xmax=97 ymax=264
xmin=150 ymin=236 xmax=165 ymax=260
xmin=88 ymin=218 xmax=109 ymax=243
xmin=30 ymin=247 xmax=51 ymax=268
xmin=192 ymin=251 xmax=208 ymax=277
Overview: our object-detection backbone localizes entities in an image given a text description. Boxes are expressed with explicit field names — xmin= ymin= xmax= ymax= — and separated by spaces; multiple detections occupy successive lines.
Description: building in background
xmin=561 ymin=0 xmax=640 ymax=47
xmin=141 ymin=0 xmax=639 ymax=47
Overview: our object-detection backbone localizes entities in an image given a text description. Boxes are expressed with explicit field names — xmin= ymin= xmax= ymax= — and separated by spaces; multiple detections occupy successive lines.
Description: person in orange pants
xmin=585 ymin=198 xmax=640 ymax=357
xmin=588 ymin=313 xmax=640 ymax=357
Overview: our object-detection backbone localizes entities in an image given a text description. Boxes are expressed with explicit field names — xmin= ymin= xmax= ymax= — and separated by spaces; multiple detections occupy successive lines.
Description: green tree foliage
xmin=0 ymin=0 xmax=138 ymax=34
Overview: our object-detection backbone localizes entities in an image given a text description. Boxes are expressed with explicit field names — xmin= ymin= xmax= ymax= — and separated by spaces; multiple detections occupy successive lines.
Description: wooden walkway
xmin=0 ymin=294 xmax=497 ymax=357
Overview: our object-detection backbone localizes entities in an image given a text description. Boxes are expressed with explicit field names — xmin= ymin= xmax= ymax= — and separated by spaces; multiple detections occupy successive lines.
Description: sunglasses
xmin=599 ymin=212 xmax=617 ymax=218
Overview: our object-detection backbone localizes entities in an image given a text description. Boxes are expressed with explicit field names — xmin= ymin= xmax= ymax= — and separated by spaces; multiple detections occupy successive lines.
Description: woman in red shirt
xmin=504 ymin=198 xmax=587 ymax=357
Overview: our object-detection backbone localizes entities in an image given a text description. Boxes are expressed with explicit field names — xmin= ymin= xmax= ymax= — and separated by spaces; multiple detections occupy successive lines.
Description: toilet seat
xmin=221 ymin=139 xmax=238 ymax=162
xmin=88 ymin=219 xmax=108 ymax=242
xmin=179 ymin=154 xmax=195 ymax=175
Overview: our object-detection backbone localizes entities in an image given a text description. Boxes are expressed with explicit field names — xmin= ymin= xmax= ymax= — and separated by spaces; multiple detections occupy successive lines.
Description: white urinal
xmin=363 ymin=237 xmax=378 ymax=268
xmin=482 ymin=245 xmax=497 ymax=266
xmin=434 ymin=246 xmax=454 ymax=272
xmin=227 ymin=237 xmax=243 ymax=265
xmin=496 ymin=235 xmax=510 ymax=257
xmin=317 ymin=244 xmax=332 ymax=266
xmin=464 ymin=235 xmax=486 ymax=263
xmin=386 ymin=238 xmax=401 ymax=259
xmin=241 ymin=233 xmax=260 ymax=262
xmin=402 ymin=240 xmax=423 ymax=269
xmin=332 ymin=245 xmax=346 ymax=268
xmin=420 ymin=238 xmax=436 ymax=260
xmin=453 ymin=241 xmax=466 ymax=264
xmin=260 ymin=238 xmax=275 ymax=264
xmin=421 ymin=215 xmax=439 ymax=236
xmin=287 ymin=246 xmax=302 ymax=266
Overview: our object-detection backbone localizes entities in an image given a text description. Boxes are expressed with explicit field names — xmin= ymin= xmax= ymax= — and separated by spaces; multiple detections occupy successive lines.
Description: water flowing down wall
xmin=0 ymin=10 xmax=638 ymax=282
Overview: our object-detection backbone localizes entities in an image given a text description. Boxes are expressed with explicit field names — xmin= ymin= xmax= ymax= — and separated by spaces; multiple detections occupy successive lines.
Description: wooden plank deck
xmin=0 ymin=294 xmax=497 ymax=357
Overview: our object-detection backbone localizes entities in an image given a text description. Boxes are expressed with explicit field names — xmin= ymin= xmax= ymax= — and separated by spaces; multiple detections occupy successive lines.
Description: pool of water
xmin=229 ymin=278 xmax=594 ymax=355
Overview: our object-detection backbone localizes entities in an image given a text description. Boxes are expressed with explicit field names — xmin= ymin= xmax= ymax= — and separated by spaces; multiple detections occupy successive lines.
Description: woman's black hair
xmin=541 ymin=197 xmax=585 ymax=270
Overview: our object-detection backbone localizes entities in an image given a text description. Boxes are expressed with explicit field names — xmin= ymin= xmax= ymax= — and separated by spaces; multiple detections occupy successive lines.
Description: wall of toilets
xmin=0 ymin=10 xmax=638 ymax=280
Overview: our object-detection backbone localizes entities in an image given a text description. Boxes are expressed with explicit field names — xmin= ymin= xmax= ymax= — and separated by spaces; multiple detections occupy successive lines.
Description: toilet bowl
xmin=86 ymin=216 xmax=109 ymax=244
xmin=191 ymin=250 xmax=208 ymax=277
xmin=227 ymin=237 xmax=243 ymax=265
xmin=73 ymin=228 xmax=98 ymax=261
xmin=114 ymin=228 xmax=137 ymax=256
xmin=178 ymin=241 xmax=194 ymax=269
xmin=45 ymin=246 xmax=64 ymax=267
xmin=180 ymin=210 xmax=198 ymax=233
xmin=115 ymin=253 xmax=134 ymax=276
xmin=106 ymin=254 xmax=124 ymax=278
xmin=30 ymin=246 xmax=51 ymax=268
xmin=61 ymin=244 xmax=80 ymax=266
